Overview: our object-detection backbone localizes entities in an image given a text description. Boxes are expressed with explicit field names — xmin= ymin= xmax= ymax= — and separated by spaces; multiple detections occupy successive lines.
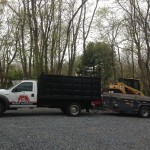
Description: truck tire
xmin=67 ymin=103 xmax=81 ymax=116
xmin=0 ymin=102 xmax=4 ymax=117
xmin=139 ymin=106 xmax=150 ymax=118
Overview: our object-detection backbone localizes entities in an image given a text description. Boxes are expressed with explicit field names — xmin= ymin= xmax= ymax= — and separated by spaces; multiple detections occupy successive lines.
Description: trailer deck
xmin=102 ymin=92 xmax=150 ymax=117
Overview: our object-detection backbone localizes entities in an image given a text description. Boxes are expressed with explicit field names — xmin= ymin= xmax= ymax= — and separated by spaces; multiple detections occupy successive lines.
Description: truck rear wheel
xmin=67 ymin=103 xmax=81 ymax=116
xmin=0 ymin=102 xmax=4 ymax=117
xmin=139 ymin=106 xmax=150 ymax=118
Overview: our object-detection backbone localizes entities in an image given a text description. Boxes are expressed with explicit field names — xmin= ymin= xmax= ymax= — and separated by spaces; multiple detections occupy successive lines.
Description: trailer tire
xmin=67 ymin=103 xmax=81 ymax=116
xmin=0 ymin=102 xmax=4 ymax=117
xmin=139 ymin=106 xmax=150 ymax=118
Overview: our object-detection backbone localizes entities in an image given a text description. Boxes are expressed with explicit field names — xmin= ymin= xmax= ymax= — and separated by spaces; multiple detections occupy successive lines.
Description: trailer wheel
xmin=67 ymin=103 xmax=81 ymax=116
xmin=139 ymin=106 xmax=150 ymax=118
xmin=0 ymin=102 xmax=4 ymax=117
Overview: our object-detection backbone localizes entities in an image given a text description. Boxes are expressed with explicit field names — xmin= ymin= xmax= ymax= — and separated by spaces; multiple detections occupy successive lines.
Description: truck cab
xmin=0 ymin=80 xmax=37 ymax=109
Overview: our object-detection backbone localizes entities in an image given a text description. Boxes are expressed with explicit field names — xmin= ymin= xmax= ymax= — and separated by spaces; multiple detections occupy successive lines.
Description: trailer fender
xmin=138 ymin=104 xmax=150 ymax=110
xmin=0 ymin=95 xmax=10 ymax=110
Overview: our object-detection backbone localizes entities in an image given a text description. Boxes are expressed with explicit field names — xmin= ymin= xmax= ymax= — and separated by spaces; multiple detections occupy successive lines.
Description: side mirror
xmin=12 ymin=88 xmax=18 ymax=92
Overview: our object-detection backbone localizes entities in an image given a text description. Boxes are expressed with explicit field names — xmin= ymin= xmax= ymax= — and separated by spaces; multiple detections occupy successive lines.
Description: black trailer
xmin=37 ymin=74 xmax=101 ymax=116
xmin=102 ymin=92 xmax=150 ymax=118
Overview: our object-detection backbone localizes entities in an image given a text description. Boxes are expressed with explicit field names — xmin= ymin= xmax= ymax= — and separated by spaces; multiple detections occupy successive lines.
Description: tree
xmin=77 ymin=42 xmax=114 ymax=87
xmin=6 ymin=0 xmax=89 ymax=77
xmin=116 ymin=0 xmax=150 ymax=95
xmin=96 ymin=6 xmax=122 ymax=81
xmin=82 ymin=0 xmax=99 ymax=75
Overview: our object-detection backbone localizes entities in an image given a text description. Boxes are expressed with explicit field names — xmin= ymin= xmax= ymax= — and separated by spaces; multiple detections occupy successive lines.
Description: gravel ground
xmin=0 ymin=108 xmax=150 ymax=150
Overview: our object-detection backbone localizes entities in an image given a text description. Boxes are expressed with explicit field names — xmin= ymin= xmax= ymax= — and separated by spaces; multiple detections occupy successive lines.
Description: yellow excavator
xmin=109 ymin=78 xmax=144 ymax=96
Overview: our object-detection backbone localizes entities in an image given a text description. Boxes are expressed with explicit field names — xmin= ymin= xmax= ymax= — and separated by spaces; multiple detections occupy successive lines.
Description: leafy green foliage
xmin=8 ymin=65 xmax=23 ymax=80
xmin=77 ymin=41 xmax=114 ymax=87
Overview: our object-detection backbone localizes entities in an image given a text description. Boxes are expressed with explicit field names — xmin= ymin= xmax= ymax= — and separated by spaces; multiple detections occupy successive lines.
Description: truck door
xmin=10 ymin=81 xmax=37 ymax=105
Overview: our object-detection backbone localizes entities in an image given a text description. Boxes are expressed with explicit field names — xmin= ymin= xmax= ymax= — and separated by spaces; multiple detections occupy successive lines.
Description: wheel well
xmin=139 ymin=105 xmax=150 ymax=111
xmin=67 ymin=101 xmax=90 ymax=109
xmin=61 ymin=101 xmax=91 ymax=110
xmin=0 ymin=99 xmax=6 ymax=110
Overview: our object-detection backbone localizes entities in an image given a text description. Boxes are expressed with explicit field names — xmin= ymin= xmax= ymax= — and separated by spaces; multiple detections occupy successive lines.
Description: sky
xmin=76 ymin=0 xmax=117 ymax=55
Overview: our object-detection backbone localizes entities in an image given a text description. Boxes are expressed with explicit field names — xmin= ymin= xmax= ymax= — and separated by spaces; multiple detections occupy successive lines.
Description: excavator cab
xmin=109 ymin=78 xmax=144 ymax=96
xmin=118 ymin=78 xmax=141 ymax=91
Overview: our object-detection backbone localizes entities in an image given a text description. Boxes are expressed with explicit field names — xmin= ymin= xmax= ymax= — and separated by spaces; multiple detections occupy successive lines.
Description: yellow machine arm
xmin=109 ymin=82 xmax=144 ymax=96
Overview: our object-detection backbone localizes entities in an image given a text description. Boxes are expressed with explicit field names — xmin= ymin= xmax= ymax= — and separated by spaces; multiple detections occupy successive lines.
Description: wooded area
xmin=0 ymin=0 xmax=149 ymax=95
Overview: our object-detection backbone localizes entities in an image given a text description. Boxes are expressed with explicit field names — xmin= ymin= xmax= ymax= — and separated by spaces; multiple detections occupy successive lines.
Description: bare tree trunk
xmin=31 ymin=0 xmax=41 ymax=77
xmin=131 ymin=39 xmax=135 ymax=78
xmin=68 ymin=1 xmax=84 ymax=76
xmin=117 ymin=46 xmax=123 ymax=78
xmin=111 ymin=43 xmax=116 ymax=81
xmin=56 ymin=0 xmax=88 ymax=75
xmin=82 ymin=0 xmax=99 ymax=75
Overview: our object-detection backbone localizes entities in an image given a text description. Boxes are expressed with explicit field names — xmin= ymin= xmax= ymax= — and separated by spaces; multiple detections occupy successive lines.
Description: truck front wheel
xmin=139 ymin=106 xmax=150 ymax=118
xmin=67 ymin=103 xmax=81 ymax=116
xmin=0 ymin=102 xmax=4 ymax=117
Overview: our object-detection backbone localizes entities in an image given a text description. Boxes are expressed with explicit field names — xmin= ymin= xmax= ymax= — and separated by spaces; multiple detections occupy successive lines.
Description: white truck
xmin=0 ymin=74 xmax=101 ymax=116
